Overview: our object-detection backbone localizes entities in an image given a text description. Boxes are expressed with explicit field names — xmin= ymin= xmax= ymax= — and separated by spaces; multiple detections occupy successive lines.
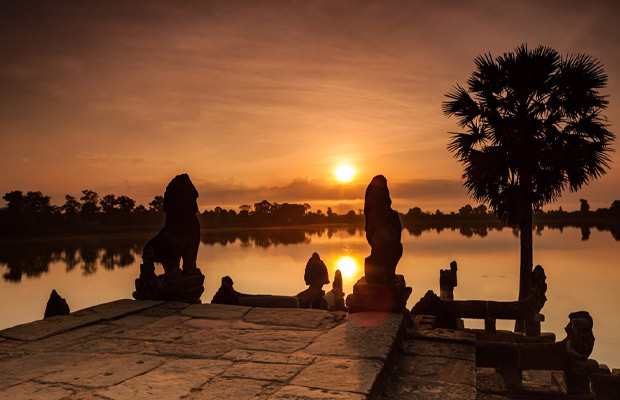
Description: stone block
xmin=305 ymin=312 xmax=402 ymax=360
xmin=222 ymin=361 xmax=303 ymax=382
xmin=346 ymin=275 xmax=411 ymax=313
xmin=0 ymin=299 xmax=162 ymax=341
xmin=272 ymin=385 xmax=366 ymax=400
xmin=220 ymin=349 xmax=315 ymax=365
xmin=243 ymin=308 xmax=335 ymax=329
xmin=409 ymin=328 xmax=476 ymax=343
xmin=181 ymin=303 xmax=251 ymax=319
xmin=0 ymin=352 xmax=89 ymax=388
xmin=402 ymin=339 xmax=475 ymax=362
xmin=38 ymin=354 xmax=164 ymax=388
xmin=0 ymin=382 xmax=76 ymax=399
xmin=385 ymin=378 xmax=476 ymax=400
xmin=291 ymin=357 xmax=384 ymax=395
xmin=400 ymin=354 xmax=476 ymax=387
xmin=192 ymin=377 xmax=271 ymax=400
xmin=96 ymin=358 xmax=231 ymax=399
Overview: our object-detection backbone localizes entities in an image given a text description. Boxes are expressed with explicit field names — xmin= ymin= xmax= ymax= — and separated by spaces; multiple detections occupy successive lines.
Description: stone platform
xmin=0 ymin=299 xmax=403 ymax=399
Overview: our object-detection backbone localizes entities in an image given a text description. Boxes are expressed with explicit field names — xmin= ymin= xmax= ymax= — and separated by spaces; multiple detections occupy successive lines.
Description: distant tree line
xmin=0 ymin=190 xmax=364 ymax=235
xmin=401 ymin=199 xmax=620 ymax=224
xmin=1 ymin=189 xmax=618 ymax=237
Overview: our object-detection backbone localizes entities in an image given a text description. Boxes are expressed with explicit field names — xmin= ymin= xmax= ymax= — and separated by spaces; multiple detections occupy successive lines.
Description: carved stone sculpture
xmin=43 ymin=289 xmax=70 ymax=318
xmin=133 ymin=174 xmax=205 ymax=303
xmin=363 ymin=175 xmax=403 ymax=283
xmin=346 ymin=175 xmax=411 ymax=312
xmin=296 ymin=252 xmax=330 ymax=308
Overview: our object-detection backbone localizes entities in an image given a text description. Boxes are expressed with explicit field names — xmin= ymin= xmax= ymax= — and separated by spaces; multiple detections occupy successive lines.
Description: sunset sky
xmin=1 ymin=0 xmax=619 ymax=213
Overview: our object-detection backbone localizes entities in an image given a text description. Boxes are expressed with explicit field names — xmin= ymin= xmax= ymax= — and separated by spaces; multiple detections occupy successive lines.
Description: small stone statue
xmin=363 ymin=175 xmax=403 ymax=283
xmin=133 ymin=174 xmax=205 ymax=303
xmin=296 ymin=252 xmax=330 ymax=308
xmin=346 ymin=175 xmax=411 ymax=312
xmin=43 ymin=289 xmax=70 ymax=318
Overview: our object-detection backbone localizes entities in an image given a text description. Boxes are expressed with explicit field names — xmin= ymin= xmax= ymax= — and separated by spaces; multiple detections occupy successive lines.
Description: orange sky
xmin=1 ymin=0 xmax=619 ymax=213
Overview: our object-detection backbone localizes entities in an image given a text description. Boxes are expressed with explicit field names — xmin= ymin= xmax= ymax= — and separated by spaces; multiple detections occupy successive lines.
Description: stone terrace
xmin=0 ymin=300 xmax=403 ymax=399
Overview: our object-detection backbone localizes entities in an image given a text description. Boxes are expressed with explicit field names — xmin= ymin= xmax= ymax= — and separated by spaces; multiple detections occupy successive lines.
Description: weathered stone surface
xmin=243 ymin=308 xmax=335 ymax=329
xmin=400 ymin=354 xmax=475 ymax=387
xmin=522 ymin=370 xmax=567 ymax=394
xmin=0 ymin=382 xmax=76 ymax=399
xmin=182 ymin=318 xmax=235 ymax=330
xmin=402 ymin=339 xmax=475 ymax=362
xmin=64 ymin=338 xmax=151 ymax=355
xmin=38 ymin=354 xmax=163 ymax=388
xmin=181 ymin=303 xmax=251 ymax=319
xmin=147 ymin=341 xmax=232 ymax=359
xmin=408 ymin=328 xmax=476 ymax=343
xmin=136 ymin=301 xmax=189 ymax=317
xmin=305 ymin=312 xmax=402 ymax=360
xmin=19 ymin=324 xmax=116 ymax=354
xmin=0 ymin=299 xmax=162 ymax=341
xmin=108 ymin=314 xmax=159 ymax=328
xmin=191 ymin=377 xmax=271 ymax=399
xmin=291 ymin=357 xmax=384 ymax=395
xmin=105 ymin=314 xmax=192 ymax=341
xmin=234 ymin=329 xmax=320 ymax=353
xmin=385 ymin=378 xmax=476 ymax=400
xmin=272 ymin=385 xmax=366 ymax=400
xmin=222 ymin=361 xmax=302 ymax=382
xmin=96 ymin=358 xmax=231 ymax=399
xmin=220 ymin=349 xmax=315 ymax=365
xmin=476 ymin=367 xmax=507 ymax=393
xmin=0 ymin=352 xmax=87 ymax=388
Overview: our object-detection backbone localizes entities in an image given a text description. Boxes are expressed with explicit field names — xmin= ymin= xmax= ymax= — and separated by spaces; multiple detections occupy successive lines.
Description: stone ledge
xmin=305 ymin=312 xmax=403 ymax=360
xmin=0 ymin=299 xmax=163 ymax=341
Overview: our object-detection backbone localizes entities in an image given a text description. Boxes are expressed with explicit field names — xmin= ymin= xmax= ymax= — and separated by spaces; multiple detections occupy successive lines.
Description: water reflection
xmin=0 ymin=223 xmax=618 ymax=283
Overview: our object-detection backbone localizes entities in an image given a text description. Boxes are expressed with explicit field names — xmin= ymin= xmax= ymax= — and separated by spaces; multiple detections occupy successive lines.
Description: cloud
xmin=196 ymin=177 xmax=467 ymax=208
xmin=76 ymin=152 xmax=144 ymax=166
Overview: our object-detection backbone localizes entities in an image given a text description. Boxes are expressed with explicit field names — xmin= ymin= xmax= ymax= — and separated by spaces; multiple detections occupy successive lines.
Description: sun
xmin=334 ymin=165 xmax=355 ymax=182
xmin=336 ymin=256 xmax=359 ymax=280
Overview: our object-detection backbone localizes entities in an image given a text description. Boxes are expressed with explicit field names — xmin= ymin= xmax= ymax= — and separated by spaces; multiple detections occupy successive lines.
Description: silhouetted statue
xmin=477 ymin=311 xmax=600 ymax=396
xmin=364 ymin=175 xmax=403 ymax=283
xmin=43 ymin=289 xmax=70 ymax=318
xmin=211 ymin=252 xmax=346 ymax=311
xmin=296 ymin=252 xmax=330 ymax=308
xmin=133 ymin=174 xmax=205 ymax=303
xmin=346 ymin=175 xmax=411 ymax=312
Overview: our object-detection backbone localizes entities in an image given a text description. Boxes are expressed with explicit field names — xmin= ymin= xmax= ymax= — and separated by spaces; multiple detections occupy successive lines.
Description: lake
xmin=1 ymin=224 xmax=619 ymax=367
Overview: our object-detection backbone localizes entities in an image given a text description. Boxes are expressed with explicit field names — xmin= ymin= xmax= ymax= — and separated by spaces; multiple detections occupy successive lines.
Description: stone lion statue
xmin=140 ymin=173 xmax=200 ymax=279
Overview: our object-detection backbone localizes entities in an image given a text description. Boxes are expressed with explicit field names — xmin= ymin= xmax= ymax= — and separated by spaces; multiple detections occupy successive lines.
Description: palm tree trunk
xmin=515 ymin=205 xmax=533 ymax=333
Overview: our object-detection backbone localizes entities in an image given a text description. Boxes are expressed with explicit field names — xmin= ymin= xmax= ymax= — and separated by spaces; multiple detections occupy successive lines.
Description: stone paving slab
xmin=189 ymin=377 xmax=276 ymax=400
xmin=243 ymin=307 xmax=337 ymax=329
xmin=95 ymin=358 xmax=231 ymax=399
xmin=220 ymin=349 xmax=315 ymax=365
xmin=0 ymin=299 xmax=163 ymax=341
xmin=222 ymin=361 xmax=303 ymax=382
xmin=0 ymin=351 xmax=90 ymax=388
xmin=291 ymin=356 xmax=385 ymax=395
xmin=37 ymin=353 xmax=164 ymax=389
xmin=180 ymin=303 xmax=251 ymax=319
xmin=272 ymin=385 xmax=367 ymax=399
xmin=0 ymin=300 xmax=406 ymax=399
xmin=0 ymin=381 xmax=77 ymax=399
xmin=305 ymin=312 xmax=403 ymax=360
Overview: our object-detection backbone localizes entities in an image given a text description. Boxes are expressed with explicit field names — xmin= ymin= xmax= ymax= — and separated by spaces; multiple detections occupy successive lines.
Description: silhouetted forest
xmin=1 ymin=190 xmax=619 ymax=237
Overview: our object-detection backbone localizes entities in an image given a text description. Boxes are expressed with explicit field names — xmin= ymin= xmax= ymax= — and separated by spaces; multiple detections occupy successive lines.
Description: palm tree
xmin=443 ymin=44 xmax=614 ymax=329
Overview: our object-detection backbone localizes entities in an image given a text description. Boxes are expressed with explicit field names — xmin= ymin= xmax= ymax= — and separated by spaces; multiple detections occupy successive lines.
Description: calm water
xmin=1 ymin=225 xmax=619 ymax=367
